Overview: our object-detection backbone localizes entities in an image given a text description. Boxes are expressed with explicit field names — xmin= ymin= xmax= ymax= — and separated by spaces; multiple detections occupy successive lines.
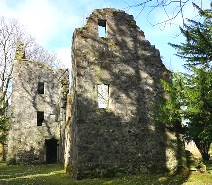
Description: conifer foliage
xmin=168 ymin=3 xmax=212 ymax=160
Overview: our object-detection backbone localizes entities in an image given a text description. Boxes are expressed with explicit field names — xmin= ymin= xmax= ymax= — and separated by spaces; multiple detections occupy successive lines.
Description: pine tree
xmin=169 ymin=3 xmax=212 ymax=160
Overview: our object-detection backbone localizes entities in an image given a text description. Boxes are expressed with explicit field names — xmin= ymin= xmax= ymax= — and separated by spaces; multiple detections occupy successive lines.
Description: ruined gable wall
xmin=7 ymin=59 xmax=67 ymax=163
xmin=68 ymin=8 xmax=183 ymax=178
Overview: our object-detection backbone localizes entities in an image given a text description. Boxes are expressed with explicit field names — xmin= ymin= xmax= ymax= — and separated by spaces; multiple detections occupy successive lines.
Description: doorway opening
xmin=45 ymin=138 xmax=58 ymax=164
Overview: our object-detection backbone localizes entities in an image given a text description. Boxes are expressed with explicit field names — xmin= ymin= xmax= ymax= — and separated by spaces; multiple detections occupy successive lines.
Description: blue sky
xmin=0 ymin=0 xmax=211 ymax=72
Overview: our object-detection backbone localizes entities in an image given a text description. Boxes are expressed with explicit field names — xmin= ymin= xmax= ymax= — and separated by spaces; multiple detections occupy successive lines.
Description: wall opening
xmin=97 ymin=84 xmax=109 ymax=108
xmin=45 ymin=138 xmax=58 ymax=164
xmin=38 ymin=82 xmax=44 ymax=94
xmin=50 ymin=114 xmax=56 ymax=122
xmin=37 ymin=111 xmax=44 ymax=126
xmin=98 ymin=19 xmax=106 ymax=38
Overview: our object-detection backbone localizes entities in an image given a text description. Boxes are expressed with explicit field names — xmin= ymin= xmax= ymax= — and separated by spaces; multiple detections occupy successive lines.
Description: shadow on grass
xmin=0 ymin=162 xmax=71 ymax=185
xmin=0 ymin=162 xmax=189 ymax=185
xmin=0 ymin=162 xmax=211 ymax=185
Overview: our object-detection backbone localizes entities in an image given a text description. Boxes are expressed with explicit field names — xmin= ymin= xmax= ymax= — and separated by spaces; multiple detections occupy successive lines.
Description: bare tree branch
xmin=0 ymin=16 xmax=62 ymax=143
xmin=0 ymin=16 xmax=61 ymax=112
xmin=123 ymin=0 xmax=204 ymax=26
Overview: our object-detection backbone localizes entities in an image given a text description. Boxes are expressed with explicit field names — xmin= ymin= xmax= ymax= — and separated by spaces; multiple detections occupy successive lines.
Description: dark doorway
xmin=45 ymin=138 xmax=58 ymax=164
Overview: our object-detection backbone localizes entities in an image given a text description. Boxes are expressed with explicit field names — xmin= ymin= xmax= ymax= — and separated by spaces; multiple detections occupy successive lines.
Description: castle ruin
xmin=7 ymin=8 xmax=185 ymax=178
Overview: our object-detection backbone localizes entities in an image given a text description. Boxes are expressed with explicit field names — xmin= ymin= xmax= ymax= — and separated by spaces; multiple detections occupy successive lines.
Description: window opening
xmin=50 ymin=114 xmax=56 ymax=122
xmin=38 ymin=82 xmax=44 ymax=94
xmin=98 ymin=19 xmax=106 ymax=38
xmin=97 ymin=84 xmax=109 ymax=108
xmin=37 ymin=111 xmax=44 ymax=126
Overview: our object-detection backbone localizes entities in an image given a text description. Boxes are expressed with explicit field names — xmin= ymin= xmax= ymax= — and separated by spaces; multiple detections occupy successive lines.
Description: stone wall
xmin=7 ymin=53 xmax=68 ymax=164
xmin=185 ymin=140 xmax=202 ymax=159
xmin=65 ymin=8 xmax=185 ymax=179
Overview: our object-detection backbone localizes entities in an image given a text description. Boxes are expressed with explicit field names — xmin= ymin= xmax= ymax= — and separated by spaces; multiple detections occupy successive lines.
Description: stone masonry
xmin=6 ymin=8 xmax=186 ymax=178
xmin=63 ymin=8 xmax=185 ymax=179
xmin=7 ymin=44 xmax=68 ymax=164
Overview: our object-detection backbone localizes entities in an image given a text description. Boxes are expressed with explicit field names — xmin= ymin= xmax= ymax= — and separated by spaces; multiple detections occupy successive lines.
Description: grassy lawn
xmin=0 ymin=162 xmax=211 ymax=185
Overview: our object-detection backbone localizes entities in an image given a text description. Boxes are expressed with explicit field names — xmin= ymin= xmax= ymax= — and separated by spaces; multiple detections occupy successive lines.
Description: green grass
xmin=0 ymin=162 xmax=211 ymax=185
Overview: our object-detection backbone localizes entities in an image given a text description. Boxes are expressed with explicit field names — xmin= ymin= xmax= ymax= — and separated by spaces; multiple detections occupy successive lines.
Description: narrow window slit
xmin=38 ymin=82 xmax=44 ymax=94
xmin=37 ymin=111 xmax=44 ymax=126
xmin=98 ymin=19 xmax=106 ymax=38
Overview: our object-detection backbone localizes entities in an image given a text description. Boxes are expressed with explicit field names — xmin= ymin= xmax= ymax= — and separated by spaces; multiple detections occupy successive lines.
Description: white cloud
xmin=0 ymin=0 xmax=82 ymax=67
xmin=0 ymin=0 xmax=81 ymax=47
xmin=56 ymin=47 xmax=71 ymax=69
xmin=18 ymin=0 xmax=59 ymax=44
xmin=0 ymin=0 xmax=117 ymax=66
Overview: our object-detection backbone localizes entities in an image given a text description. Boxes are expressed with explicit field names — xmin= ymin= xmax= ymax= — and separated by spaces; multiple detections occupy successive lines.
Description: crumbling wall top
xmin=15 ymin=40 xmax=26 ymax=60
xmin=74 ymin=8 xmax=145 ymax=40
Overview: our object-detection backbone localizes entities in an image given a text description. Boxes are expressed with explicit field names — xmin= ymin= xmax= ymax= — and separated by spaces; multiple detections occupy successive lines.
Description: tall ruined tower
xmin=64 ymin=8 xmax=184 ymax=178
xmin=7 ymin=43 xmax=68 ymax=164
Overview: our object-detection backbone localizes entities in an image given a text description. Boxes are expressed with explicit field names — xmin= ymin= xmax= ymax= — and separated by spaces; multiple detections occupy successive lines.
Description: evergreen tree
xmin=157 ymin=72 xmax=185 ymax=130
xmin=169 ymin=3 xmax=212 ymax=160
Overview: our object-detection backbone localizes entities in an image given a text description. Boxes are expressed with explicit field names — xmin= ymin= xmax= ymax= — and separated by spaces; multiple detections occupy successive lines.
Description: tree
xmin=170 ymin=3 xmax=212 ymax=68
xmin=168 ymin=3 xmax=212 ymax=160
xmin=0 ymin=16 xmax=60 ymax=144
xmin=183 ymin=68 xmax=212 ymax=160
xmin=157 ymin=72 xmax=185 ymax=130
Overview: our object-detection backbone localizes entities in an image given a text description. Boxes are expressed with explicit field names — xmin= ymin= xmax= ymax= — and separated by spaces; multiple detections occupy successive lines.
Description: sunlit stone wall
xmin=7 ymin=54 xmax=68 ymax=164
xmin=65 ymin=8 xmax=185 ymax=178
